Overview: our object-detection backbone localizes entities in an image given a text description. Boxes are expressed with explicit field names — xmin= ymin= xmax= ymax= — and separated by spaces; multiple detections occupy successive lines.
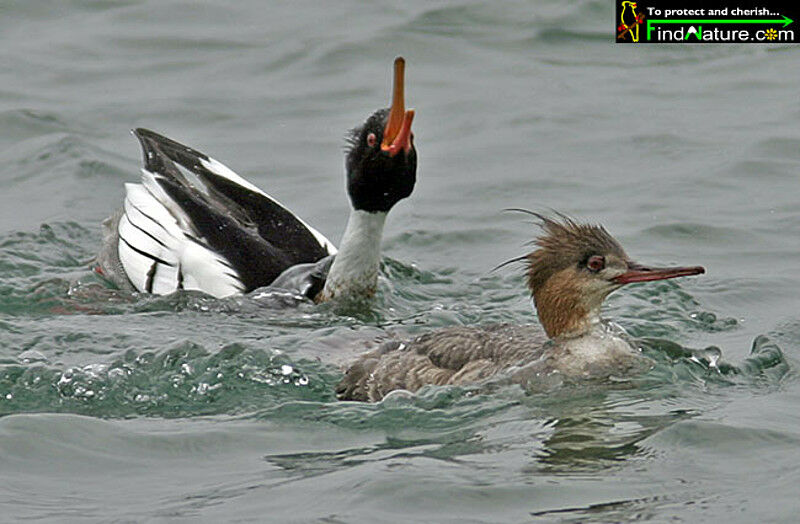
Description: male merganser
xmin=336 ymin=213 xmax=705 ymax=402
xmin=96 ymin=57 xmax=416 ymax=302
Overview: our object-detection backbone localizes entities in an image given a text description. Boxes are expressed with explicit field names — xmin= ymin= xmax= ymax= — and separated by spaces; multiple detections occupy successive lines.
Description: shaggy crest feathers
xmin=344 ymin=108 xmax=390 ymax=154
xmin=522 ymin=212 xmax=627 ymax=294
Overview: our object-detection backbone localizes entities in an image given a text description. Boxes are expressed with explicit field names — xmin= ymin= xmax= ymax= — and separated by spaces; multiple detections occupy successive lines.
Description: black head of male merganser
xmin=336 ymin=213 xmax=705 ymax=402
xmin=96 ymin=57 xmax=416 ymax=302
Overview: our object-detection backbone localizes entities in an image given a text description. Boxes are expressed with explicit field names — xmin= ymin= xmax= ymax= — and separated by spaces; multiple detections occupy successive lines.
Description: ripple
xmin=0 ymin=109 xmax=74 ymax=141
xmin=750 ymin=136 xmax=800 ymax=162
xmin=0 ymin=341 xmax=337 ymax=418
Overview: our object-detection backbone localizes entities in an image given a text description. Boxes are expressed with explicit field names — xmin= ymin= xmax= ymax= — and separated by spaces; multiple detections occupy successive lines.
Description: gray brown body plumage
xmin=336 ymin=324 xmax=548 ymax=402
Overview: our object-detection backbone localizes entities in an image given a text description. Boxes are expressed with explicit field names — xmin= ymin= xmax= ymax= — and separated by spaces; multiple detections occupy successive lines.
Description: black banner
xmin=615 ymin=0 xmax=798 ymax=43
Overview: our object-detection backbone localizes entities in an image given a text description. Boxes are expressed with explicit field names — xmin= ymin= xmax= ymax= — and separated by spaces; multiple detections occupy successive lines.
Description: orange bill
xmin=614 ymin=262 xmax=705 ymax=285
xmin=381 ymin=57 xmax=414 ymax=157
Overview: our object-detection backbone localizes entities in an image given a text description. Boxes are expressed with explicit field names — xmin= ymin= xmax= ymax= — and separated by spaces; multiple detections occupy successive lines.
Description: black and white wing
xmin=116 ymin=128 xmax=337 ymax=298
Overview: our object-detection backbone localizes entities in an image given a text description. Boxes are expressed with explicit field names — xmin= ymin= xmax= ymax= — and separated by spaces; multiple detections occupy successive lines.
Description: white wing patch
xmin=199 ymin=157 xmax=338 ymax=256
xmin=117 ymin=178 xmax=244 ymax=298
xmin=116 ymin=135 xmax=336 ymax=298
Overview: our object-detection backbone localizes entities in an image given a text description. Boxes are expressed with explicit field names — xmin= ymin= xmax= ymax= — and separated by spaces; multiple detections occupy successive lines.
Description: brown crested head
xmin=500 ymin=211 xmax=705 ymax=339
xmin=524 ymin=213 xmax=627 ymax=295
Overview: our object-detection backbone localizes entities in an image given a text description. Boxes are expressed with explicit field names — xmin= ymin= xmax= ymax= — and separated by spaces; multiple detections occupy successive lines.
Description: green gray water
xmin=1 ymin=1 xmax=799 ymax=522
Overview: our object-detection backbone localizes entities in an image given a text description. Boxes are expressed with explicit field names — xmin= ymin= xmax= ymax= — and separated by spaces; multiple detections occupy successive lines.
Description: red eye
xmin=367 ymin=133 xmax=377 ymax=147
xmin=587 ymin=255 xmax=605 ymax=272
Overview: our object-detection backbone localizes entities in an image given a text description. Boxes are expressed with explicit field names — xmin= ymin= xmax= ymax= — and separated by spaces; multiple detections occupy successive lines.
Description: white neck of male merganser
xmin=317 ymin=210 xmax=387 ymax=302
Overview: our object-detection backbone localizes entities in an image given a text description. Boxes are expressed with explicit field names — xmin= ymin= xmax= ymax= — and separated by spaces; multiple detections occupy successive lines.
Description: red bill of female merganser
xmin=96 ymin=57 xmax=416 ymax=303
xmin=336 ymin=213 xmax=705 ymax=402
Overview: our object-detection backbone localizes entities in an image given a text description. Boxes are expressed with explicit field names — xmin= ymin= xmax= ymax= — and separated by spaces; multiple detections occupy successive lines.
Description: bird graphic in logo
xmin=618 ymin=1 xmax=645 ymax=42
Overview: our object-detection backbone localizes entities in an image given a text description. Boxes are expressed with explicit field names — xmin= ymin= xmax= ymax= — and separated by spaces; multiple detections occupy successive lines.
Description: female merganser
xmin=336 ymin=213 xmax=705 ymax=402
xmin=96 ymin=57 xmax=416 ymax=302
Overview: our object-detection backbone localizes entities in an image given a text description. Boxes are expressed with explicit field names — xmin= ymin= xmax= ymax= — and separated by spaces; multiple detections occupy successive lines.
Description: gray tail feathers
xmin=335 ymin=339 xmax=404 ymax=402
xmin=335 ymin=357 xmax=379 ymax=402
